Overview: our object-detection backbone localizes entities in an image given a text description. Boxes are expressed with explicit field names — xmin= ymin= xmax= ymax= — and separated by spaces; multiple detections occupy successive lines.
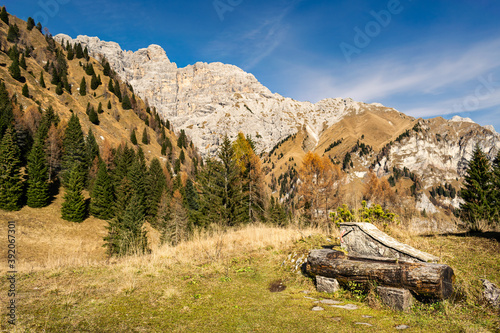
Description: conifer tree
xmin=61 ymin=165 xmax=86 ymax=222
xmin=146 ymin=157 xmax=166 ymax=217
xmin=22 ymin=84 xmax=29 ymax=97
xmin=459 ymin=145 xmax=493 ymax=231
xmin=8 ymin=57 xmax=22 ymax=81
xmin=19 ymin=54 xmax=27 ymax=70
xmin=27 ymin=17 xmax=35 ymax=30
xmin=55 ymin=82 xmax=63 ymax=95
xmin=1 ymin=6 xmax=9 ymax=24
xmin=0 ymin=127 xmax=23 ymax=211
xmin=491 ymin=151 xmax=500 ymax=222
xmin=108 ymin=79 xmax=114 ymax=94
xmin=121 ymin=94 xmax=131 ymax=110
xmin=79 ymin=77 xmax=87 ymax=96
xmin=130 ymin=129 xmax=137 ymax=145
xmin=7 ymin=24 xmax=19 ymax=42
xmin=114 ymin=81 xmax=122 ymax=101
xmin=39 ymin=71 xmax=46 ymax=88
xmin=66 ymin=43 xmax=74 ymax=60
xmin=141 ymin=128 xmax=149 ymax=144
xmin=85 ymin=129 xmax=99 ymax=165
xmin=0 ymin=82 xmax=13 ymax=140
xmin=85 ymin=63 xmax=95 ymax=76
xmin=26 ymin=137 xmax=50 ymax=208
xmin=90 ymin=161 xmax=114 ymax=219
xmin=36 ymin=22 xmax=42 ymax=32
xmin=61 ymin=113 xmax=86 ymax=186
xmin=75 ymin=43 xmax=84 ymax=59
xmin=97 ymin=102 xmax=103 ymax=114
xmin=107 ymin=100 xmax=111 ymax=109
xmin=88 ymin=107 xmax=99 ymax=124
xmin=179 ymin=149 xmax=185 ymax=164
xmin=83 ymin=46 xmax=89 ymax=61
xmin=103 ymin=61 xmax=111 ymax=76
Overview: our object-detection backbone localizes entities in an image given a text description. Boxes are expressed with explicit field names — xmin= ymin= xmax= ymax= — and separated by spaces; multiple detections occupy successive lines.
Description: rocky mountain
xmin=54 ymin=34 xmax=500 ymax=215
xmin=54 ymin=34 xmax=404 ymax=155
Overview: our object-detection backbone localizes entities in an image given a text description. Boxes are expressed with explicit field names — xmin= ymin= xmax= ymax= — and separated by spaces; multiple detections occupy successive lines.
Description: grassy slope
xmin=1 ymin=212 xmax=499 ymax=332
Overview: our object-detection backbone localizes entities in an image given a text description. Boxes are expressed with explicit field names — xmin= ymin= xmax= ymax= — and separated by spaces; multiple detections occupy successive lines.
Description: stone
xmin=395 ymin=324 xmax=410 ymax=330
xmin=339 ymin=222 xmax=440 ymax=263
xmin=482 ymin=279 xmax=500 ymax=308
xmin=330 ymin=317 xmax=342 ymax=321
xmin=316 ymin=275 xmax=340 ymax=293
xmin=311 ymin=306 xmax=324 ymax=311
xmin=377 ymin=286 xmax=414 ymax=312
xmin=330 ymin=304 xmax=358 ymax=310
xmin=318 ymin=299 xmax=343 ymax=305
xmin=355 ymin=322 xmax=372 ymax=326
xmin=361 ymin=315 xmax=373 ymax=318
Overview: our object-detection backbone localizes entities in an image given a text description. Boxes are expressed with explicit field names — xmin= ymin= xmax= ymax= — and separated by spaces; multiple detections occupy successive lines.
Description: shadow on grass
xmin=421 ymin=231 xmax=500 ymax=242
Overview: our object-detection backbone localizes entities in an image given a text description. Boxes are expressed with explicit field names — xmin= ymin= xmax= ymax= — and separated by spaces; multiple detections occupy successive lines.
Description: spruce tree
xmin=103 ymin=61 xmax=111 ymax=76
xmin=61 ymin=113 xmax=86 ymax=186
xmin=114 ymin=81 xmax=122 ymax=101
xmin=8 ymin=58 xmax=22 ymax=81
xmin=141 ymin=128 xmax=149 ymax=144
xmin=36 ymin=22 xmax=42 ymax=32
xmin=61 ymin=165 xmax=86 ymax=222
xmin=90 ymin=161 xmax=114 ymax=219
xmin=79 ymin=77 xmax=87 ymax=96
xmin=75 ymin=43 xmax=84 ymax=59
xmin=108 ymin=79 xmax=114 ymax=94
xmin=121 ymin=94 xmax=131 ymax=110
xmin=491 ymin=151 xmax=500 ymax=222
xmin=19 ymin=54 xmax=27 ymax=70
xmin=0 ymin=127 xmax=23 ymax=211
xmin=90 ymin=73 xmax=100 ymax=90
xmin=83 ymin=46 xmax=89 ymax=61
xmin=88 ymin=108 xmax=99 ymax=124
xmin=22 ymin=84 xmax=29 ymax=98
xmin=39 ymin=71 xmax=46 ymax=88
xmin=459 ymin=145 xmax=493 ymax=231
xmin=85 ymin=129 xmax=100 ymax=165
xmin=97 ymin=102 xmax=103 ymax=114
xmin=66 ymin=43 xmax=74 ymax=60
xmin=130 ymin=129 xmax=137 ymax=145
xmin=107 ymin=100 xmax=111 ymax=109
xmin=7 ymin=24 xmax=19 ymax=42
xmin=146 ymin=157 xmax=166 ymax=217
xmin=0 ymin=82 xmax=13 ymax=140
xmin=85 ymin=63 xmax=95 ymax=76
xmin=27 ymin=17 xmax=35 ymax=30
xmin=26 ymin=137 xmax=50 ymax=208
xmin=0 ymin=6 xmax=9 ymax=24
xmin=55 ymin=82 xmax=63 ymax=95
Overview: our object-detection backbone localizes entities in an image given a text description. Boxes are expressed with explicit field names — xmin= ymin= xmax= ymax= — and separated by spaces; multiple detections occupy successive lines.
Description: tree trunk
xmin=306 ymin=249 xmax=454 ymax=299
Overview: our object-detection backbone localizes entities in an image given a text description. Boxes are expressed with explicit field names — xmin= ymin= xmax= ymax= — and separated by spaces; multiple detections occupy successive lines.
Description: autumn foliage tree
xmin=298 ymin=152 xmax=344 ymax=225
xmin=363 ymin=171 xmax=397 ymax=210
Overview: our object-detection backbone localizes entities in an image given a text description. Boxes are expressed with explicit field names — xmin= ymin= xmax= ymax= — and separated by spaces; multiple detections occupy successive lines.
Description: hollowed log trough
xmin=306 ymin=249 xmax=454 ymax=300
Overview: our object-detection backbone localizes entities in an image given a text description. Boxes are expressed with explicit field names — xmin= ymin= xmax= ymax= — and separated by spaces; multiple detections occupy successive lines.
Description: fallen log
xmin=306 ymin=249 xmax=454 ymax=299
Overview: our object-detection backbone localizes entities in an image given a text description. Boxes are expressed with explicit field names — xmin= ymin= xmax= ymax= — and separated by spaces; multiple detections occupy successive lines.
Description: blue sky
xmin=4 ymin=0 xmax=500 ymax=131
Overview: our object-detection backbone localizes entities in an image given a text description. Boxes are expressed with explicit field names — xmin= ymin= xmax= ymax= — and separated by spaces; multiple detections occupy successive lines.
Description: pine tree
xmin=22 ymin=84 xmax=29 ymax=97
xmin=107 ymin=100 xmax=111 ymax=110
xmin=26 ymin=137 xmax=50 ymax=208
xmin=79 ymin=77 xmax=87 ymax=96
xmin=39 ymin=71 xmax=46 ymax=88
xmin=459 ymin=145 xmax=493 ymax=231
xmin=97 ymin=102 xmax=103 ymax=114
xmin=108 ymin=79 xmax=114 ymax=94
xmin=85 ymin=63 xmax=95 ymax=76
xmin=61 ymin=113 xmax=86 ymax=186
xmin=0 ymin=127 xmax=23 ymax=211
xmin=103 ymin=61 xmax=111 ymax=76
xmin=179 ymin=149 xmax=185 ymax=164
xmin=36 ymin=22 xmax=42 ymax=32
xmin=141 ymin=128 xmax=149 ymax=144
xmin=121 ymin=94 xmax=131 ymax=110
xmin=130 ymin=129 xmax=137 ymax=145
xmin=90 ymin=161 xmax=114 ymax=219
xmin=8 ymin=58 xmax=22 ymax=81
xmin=61 ymin=165 xmax=86 ymax=222
xmin=27 ymin=17 xmax=35 ymax=30
xmin=83 ymin=46 xmax=89 ymax=61
xmin=85 ymin=129 xmax=100 ymax=166
xmin=1 ymin=6 xmax=9 ymax=24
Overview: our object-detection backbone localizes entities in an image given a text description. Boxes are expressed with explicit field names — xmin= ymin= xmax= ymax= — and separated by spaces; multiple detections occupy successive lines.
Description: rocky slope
xmin=54 ymin=34 xmax=401 ymax=155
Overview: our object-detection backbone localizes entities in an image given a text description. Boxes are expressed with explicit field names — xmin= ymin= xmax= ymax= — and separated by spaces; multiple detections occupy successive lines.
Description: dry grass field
xmin=1 ymin=204 xmax=500 ymax=332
